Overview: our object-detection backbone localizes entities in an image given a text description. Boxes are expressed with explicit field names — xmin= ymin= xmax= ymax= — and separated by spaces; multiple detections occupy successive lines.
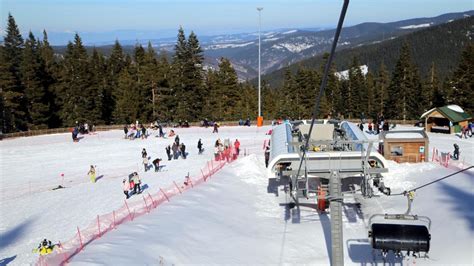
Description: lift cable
xmin=295 ymin=0 xmax=350 ymax=180
xmin=389 ymin=165 xmax=473 ymax=196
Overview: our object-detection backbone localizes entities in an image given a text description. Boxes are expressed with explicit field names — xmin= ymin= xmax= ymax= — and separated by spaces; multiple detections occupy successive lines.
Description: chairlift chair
xmin=368 ymin=191 xmax=431 ymax=258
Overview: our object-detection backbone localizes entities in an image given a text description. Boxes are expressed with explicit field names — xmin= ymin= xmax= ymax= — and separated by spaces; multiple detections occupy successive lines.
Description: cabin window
xmin=391 ymin=146 xmax=403 ymax=156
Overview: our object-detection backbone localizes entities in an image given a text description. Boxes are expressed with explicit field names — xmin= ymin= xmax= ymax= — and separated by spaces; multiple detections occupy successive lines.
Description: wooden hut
xmin=421 ymin=105 xmax=472 ymax=134
xmin=378 ymin=129 xmax=429 ymax=163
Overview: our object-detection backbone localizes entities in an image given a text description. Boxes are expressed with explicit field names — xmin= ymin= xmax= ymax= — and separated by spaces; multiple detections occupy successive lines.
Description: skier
xmin=197 ymin=139 xmax=203 ymax=154
xmin=453 ymin=143 xmax=460 ymax=160
xmin=142 ymin=148 xmax=149 ymax=171
xmin=152 ymin=158 xmax=162 ymax=172
xmin=88 ymin=165 xmax=96 ymax=183
xmin=180 ymin=143 xmax=187 ymax=159
xmin=234 ymin=139 xmax=241 ymax=155
xmin=264 ymin=146 xmax=270 ymax=168
xmin=165 ymin=145 xmax=172 ymax=161
xmin=122 ymin=178 xmax=130 ymax=199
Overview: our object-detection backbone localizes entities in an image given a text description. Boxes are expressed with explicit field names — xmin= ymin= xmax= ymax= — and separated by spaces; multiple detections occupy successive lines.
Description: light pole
xmin=257 ymin=7 xmax=263 ymax=127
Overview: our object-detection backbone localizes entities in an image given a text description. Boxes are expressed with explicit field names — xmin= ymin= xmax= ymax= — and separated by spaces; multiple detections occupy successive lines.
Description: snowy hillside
xmin=0 ymin=125 xmax=473 ymax=265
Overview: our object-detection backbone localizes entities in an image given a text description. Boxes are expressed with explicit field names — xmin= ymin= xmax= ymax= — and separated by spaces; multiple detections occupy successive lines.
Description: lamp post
xmin=257 ymin=7 xmax=263 ymax=127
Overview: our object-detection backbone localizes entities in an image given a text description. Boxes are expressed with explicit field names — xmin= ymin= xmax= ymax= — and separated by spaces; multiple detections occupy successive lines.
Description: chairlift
xmin=368 ymin=191 xmax=431 ymax=258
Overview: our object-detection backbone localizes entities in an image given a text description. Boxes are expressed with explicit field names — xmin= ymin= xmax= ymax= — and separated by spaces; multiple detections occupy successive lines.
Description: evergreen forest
xmin=1 ymin=14 xmax=472 ymax=133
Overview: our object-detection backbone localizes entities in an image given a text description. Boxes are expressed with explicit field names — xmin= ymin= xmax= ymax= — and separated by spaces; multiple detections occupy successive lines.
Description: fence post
xmin=160 ymin=188 xmax=170 ymax=202
xmin=97 ymin=215 xmax=101 ymax=237
xmin=113 ymin=210 xmax=116 ymax=229
xmin=173 ymin=181 xmax=182 ymax=194
xmin=77 ymin=227 xmax=84 ymax=251
xmin=125 ymin=200 xmax=133 ymax=221
xmin=148 ymin=192 xmax=156 ymax=208
xmin=142 ymin=195 xmax=149 ymax=213
xmin=201 ymin=169 xmax=206 ymax=182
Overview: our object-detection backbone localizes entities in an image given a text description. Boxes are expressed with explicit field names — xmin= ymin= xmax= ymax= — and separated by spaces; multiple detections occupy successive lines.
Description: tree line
xmin=1 ymin=13 xmax=472 ymax=133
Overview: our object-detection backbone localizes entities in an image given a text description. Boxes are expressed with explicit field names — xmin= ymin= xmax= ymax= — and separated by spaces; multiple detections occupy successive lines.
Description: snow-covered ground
xmin=0 ymin=125 xmax=473 ymax=265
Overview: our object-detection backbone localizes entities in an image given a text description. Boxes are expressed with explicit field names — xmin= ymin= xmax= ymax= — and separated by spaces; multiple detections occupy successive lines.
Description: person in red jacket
xmin=234 ymin=139 xmax=241 ymax=155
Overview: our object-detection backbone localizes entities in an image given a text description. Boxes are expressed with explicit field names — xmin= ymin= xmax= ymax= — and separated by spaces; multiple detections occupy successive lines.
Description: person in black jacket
xmin=180 ymin=143 xmax=187 ymax=159
xmin=197 ymin=139 xmax=203 ymax=154
xmin=165 ymin=145 xmax=172 ymax=161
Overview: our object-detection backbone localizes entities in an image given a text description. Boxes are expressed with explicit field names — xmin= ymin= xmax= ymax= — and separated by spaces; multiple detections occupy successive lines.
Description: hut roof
xmin=420 ymin=105 xmax=472 ymax=123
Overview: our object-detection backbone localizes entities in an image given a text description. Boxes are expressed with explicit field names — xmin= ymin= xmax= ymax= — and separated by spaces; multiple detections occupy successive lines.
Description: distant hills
xmin=47 ymin=10 xmax=473 ymax=81
xmin=259 ymin=15 xmax=473 ymax=88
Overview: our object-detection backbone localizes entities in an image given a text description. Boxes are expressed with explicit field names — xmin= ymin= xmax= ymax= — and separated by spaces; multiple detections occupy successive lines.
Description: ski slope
xmin=0 ymin=125 xmax=473 ymax=265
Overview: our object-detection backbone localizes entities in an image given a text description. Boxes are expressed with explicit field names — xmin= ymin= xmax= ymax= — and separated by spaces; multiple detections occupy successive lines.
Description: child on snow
xmin=131 ymin=172 xmax=142 ymax=194
xmin=88 ymin=165 xmax=96 ymax=183
xmin=34 ymin=239 xmax=56 ymax=255
xmin=453 ymin=144 xmax=460 ymax=160
xmin=153 ymin=158 xmax=162 ymax=172
xmin=197 ymin=139 xmax=204 ymax=154
xmin=142 ymin=148 xmax=149 ymax=171
xmin=122 ymin=178 xmax=130 ymax=199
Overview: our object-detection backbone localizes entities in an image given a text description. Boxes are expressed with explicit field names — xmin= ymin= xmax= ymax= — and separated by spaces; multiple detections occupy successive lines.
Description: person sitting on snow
xmin=36 ymin=239 xmax=54 ymax=255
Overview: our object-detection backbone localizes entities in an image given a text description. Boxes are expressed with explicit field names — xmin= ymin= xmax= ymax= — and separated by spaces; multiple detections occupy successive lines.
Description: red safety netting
xmin=37 ymin=144 xmax=239 ymax=266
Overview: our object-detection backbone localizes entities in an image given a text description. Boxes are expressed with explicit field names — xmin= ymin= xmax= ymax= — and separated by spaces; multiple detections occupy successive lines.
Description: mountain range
xmin=49 ymin=10 xmax=473 ymax=81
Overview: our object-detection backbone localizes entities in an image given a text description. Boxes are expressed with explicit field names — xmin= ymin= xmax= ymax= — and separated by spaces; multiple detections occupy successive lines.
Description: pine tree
xmin=374 ymin=63 xmax=389 ymax=117
xmin=113 ymin=66 xmax=141 ymax=124
xmin=21 ymin=31 xmax=49 ymax=129
xmin=57 ymin=33 xmax=93 ymax=125
xmin=348 ymin=57 xmax=367 ymax=120
xmin=214 ymin=58 xmax=239 ymax=120
xmin=2 ymin=13 xmax=27 ymax=131
xmin=39 ymin=30 xmax=61 ymax=128
xmin=0 ymin=47 xmax=19 ymax=133
xmin=386 ymin=42 xmax=422 ymax=120
xmin=450 ymin=43 xmax=473 ymax=115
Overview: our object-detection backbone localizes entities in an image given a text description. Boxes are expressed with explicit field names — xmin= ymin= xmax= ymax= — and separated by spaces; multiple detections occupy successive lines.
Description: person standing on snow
xmin=453 ymin=144 xmax=460 ymax=160
xmin=264 ymin=146 xmax=270 ymax=168
xmin=88 ymin=165 xmax=96 ymax=183
xmin=123 ymin=125 xmax=128 ymax=139
xmin=172 ymin=142 xmax=179 ymax=159
xmin=197 ymin=139 xmax=203 ymax=154
xmin=122 ymin=178 xmax=130 ymax=199
xmin=142 ymin=148 xmax=148 ymax=170
xmin=132 ymin=172 xmax=142 ymax=194
xmin=234 ymin=139 xmax=241 ymax=155
xmin=166 ymin=145 xmax=172 ymax=161
xmin=180 ymin=143 xmax=187 ymax=159
xmin=213 ymin=123 xmax=219 ymax=133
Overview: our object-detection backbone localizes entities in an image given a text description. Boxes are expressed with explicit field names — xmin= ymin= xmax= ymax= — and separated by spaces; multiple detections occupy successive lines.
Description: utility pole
xmin=257 ymin=7 xmax=263 ymax=127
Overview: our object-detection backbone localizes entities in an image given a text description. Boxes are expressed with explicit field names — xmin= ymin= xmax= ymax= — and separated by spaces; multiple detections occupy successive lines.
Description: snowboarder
xmin=453 ymin=143 xmax=460 ymax=160
xmin=180 ymin=143 xmax=187 ymax=159
xmin=88 ymin=165 xmax=96 ymax=183
xmin=234 ymin=139 xmax=241 ymax=155
xmin=197 ymin=139 xmax=203 ymax=154
xmin=264 ymin=146 xmax=270 ymax=168
xmin=122 ymin=178 xmax=130 ymax=199
xmin=153 ymin=158 xmax=162 ymax=172
xmin=165 ymin=145 xmax=172 ymax=161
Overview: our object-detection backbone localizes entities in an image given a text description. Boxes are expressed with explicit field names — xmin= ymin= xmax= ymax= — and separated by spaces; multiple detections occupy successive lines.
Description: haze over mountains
xmin=42 ymin=10 xmax=473 ymax=80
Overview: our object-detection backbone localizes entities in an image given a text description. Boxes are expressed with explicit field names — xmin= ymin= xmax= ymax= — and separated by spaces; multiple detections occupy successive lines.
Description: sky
xmin=0 ymin=0 xmax=473 ymax=44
